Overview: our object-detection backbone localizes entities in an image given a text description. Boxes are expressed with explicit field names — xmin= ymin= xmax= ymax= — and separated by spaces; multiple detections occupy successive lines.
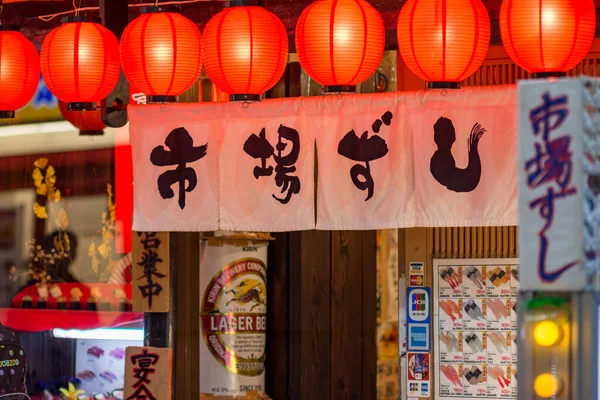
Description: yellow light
xmin=534 ymin=373 xmax=560 ymax=398
xmin=533 ymin=320 xmax=561 ymax=347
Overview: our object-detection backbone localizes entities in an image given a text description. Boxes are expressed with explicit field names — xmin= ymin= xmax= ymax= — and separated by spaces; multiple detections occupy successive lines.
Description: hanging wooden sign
xmin=131 ymin=231 xmax=170 ymax=312
xmin=124 ymin=346 xmax=172 ymax=400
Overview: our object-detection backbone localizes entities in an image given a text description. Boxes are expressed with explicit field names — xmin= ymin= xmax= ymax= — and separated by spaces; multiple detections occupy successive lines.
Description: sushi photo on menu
xmin=486 ymin=266 xmax=511 ymax=298
xmin=439 ymin=266 xmax=463 ymax=297
xmin=462 ymin=332 xmax=486 ymax=364
xmin=487 ymin=331 xmax=511 ymax=365
xmin=462 ymin=265 xmax=486 ymax=298
xmin=439 ymin=331 xmax=463 ymax=363
xmin=463 ymin=298 xmax=486 ymax=331
xmin=486 ymin=298 xmax=511 ymax=331
xmin=439 ymin=298 xmax=463 ymax=331
xmin=462 ymin=365 xmax=487 ymax=397
xmin=439 ymin=363 xmax=464 ymax=397
xmin=487 ymin=364 xmax=512 ymax=398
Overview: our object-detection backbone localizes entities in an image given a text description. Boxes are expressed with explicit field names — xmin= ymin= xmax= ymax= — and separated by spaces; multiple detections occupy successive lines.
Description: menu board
xmin=433 ymin=259 xmax=519 ymax=400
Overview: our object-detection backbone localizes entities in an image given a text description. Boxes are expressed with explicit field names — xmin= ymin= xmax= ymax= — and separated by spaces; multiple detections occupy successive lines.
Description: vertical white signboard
xmin=518 ymin=79 xmax=589 ymax=291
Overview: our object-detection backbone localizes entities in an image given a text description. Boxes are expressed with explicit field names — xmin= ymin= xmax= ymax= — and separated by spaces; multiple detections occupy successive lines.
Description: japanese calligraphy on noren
xmin=124 ymin=347 xmax=172 ymax=400
xmin=243 ymin=124 xmax=301 ymax=204
xmin=150 ymin=127 xmax=207 ymax=209
xmin=525 ymin=92 xmax=579 ymax=282
xmin=430 ymin=117 xmax=486 ymax=192
xmin=338 ymin=111 xmax=392 ymax=201
xmin=132 ymin=231 xmax=170 ymax=312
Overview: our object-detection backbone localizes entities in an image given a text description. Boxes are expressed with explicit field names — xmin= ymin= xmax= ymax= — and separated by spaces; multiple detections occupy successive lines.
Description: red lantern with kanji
xmin=202 ymin=5 xmax=288 ymax=102
xmin=295 ymin=0 xmax=385 ymax=93
xmin=120 ymin=7 xmax=203 ymax=103
xmin=397 ymin=0 xmax=490 ymax=88
xmin=41 ymin=16 xmax=120 ymax=111
xmin=59 ymin=101 xmax=105 ymax=136
xmin=0 ymin=27 xmax=40 ymax=118
xmin=499 ymin=0 xmax=595 ymax=76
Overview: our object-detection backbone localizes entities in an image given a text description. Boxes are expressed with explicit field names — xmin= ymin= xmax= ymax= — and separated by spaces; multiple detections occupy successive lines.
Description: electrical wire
xmin=37 ymin=0 xmax=226 ymax=22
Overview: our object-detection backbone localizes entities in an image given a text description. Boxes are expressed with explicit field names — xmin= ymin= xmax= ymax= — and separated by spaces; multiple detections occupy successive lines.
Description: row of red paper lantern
xmin=0 ymin=0 xmax=596 ymax=117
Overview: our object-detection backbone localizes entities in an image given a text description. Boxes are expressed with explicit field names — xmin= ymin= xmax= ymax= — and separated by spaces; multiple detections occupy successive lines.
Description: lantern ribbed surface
xmin=397 ymin=0 xmax=490 ymax=84
xmin=202 ymin=6 xmax=288 ymax=97
xmin=121 ymin=11 xmax=203 ymax=100
xmin=59 ymin=101 xmax=105 ymax=135
xmin=41 ymin=20 xmax=120 ymax=108
xmin=499 ymin=0 xmax=595 ymax=74
xmin=295 ymin=0 xmax=385 ymax=89
xmin=0 ymin=30 xmax=40 ymax=116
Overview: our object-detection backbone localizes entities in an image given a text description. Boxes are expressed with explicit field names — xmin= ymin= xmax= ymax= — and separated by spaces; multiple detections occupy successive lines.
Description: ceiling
xmin=4 ymin=0 xmax=600 ymax=49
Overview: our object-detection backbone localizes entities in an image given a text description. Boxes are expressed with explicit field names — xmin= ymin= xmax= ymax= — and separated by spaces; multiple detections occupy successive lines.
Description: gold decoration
xmin=88 ymin=184 xmax=120 ymax=282
xmin=28 ymin=157 xmax=71 ymax=284
xmin=32 ymin=157 xmax=62 ymax=219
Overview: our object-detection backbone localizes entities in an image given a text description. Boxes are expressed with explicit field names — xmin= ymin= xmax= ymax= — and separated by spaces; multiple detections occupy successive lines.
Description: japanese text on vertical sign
xmin=136 ymin=232 xmax=165 ymax=309
xmin=243 ymin=124 xmax=301 ymax=204
xmin=525 ymin=92 xmax=580 ymax=282
xmin=127 ymin=349 xmax=160 ymax=400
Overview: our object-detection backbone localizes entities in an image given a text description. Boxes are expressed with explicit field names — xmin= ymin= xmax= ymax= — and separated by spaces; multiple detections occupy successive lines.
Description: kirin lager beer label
xmin=200 ymin=241 xmax=267 ymax=396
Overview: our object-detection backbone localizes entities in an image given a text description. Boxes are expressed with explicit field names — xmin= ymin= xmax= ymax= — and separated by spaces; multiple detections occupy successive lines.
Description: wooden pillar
xmin=173 ymin=86 xmax=201 ymax=399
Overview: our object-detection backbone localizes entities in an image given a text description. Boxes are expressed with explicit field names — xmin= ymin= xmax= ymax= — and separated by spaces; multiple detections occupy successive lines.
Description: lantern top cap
xmin=140 ymin=6 xmax=172 ymax=14
xmin=62 ymin=15 xmax=101 ymax=24
xmin=228 ymin=0 xmax=253 ymax=6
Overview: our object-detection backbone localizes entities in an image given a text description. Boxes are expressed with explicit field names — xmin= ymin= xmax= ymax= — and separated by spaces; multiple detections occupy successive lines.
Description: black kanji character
xmin=137 ymin=231 xmax=161 ymax=251
xmin=150 ymin=127 xmax=207 ymax=209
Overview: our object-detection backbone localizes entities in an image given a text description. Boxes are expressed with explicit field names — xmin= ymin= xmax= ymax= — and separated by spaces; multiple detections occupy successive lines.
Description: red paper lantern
xmin=295 ymin=0 xmax=385 ymax=93
xmin=203 ymin=5 xmax=288 ymax=101
xmin=500 ymin=0 xmax=595 ymax=76
xmin=59 ymin=101 xmax=105 ymax=136
xmin=0 ymin=27 xmax=40 ymax=118
xmin=121 ymin=7 xmax=203 ymax=103
xmin=41 ymin=17 xmax=120 ymax=111
xmin=397 ymin=0 xmax=490 ymax=88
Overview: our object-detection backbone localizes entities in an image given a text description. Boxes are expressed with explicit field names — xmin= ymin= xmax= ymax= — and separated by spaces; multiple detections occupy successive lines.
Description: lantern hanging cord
xmin=38 ymin=0 xmax=225 ymax=22
xmin=72 ymin=0 xmax=82 ymax=16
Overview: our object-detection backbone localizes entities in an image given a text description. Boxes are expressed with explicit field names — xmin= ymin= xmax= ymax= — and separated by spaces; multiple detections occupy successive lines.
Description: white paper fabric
xmin=129 ymin=104 xmax=220 ymax=232
xmin=130 ymin=86 xmax=518 ymax=232
xmin=408 ymin=86 xmax=518 ymax=227
xmin=313 ymin=93 xmax=416 ymax=230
